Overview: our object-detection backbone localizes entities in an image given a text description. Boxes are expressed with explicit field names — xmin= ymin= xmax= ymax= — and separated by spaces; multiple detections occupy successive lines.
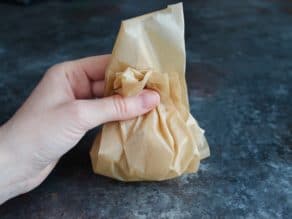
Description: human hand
xmin=0 ymin=55 xmax=160 ymax=204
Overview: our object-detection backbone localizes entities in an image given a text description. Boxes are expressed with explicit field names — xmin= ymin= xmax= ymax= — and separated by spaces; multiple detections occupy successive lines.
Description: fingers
xmin=73 ymin=54 xmax=110 ymax=81
xmin=74 ymin=90 xmax=160 ymax=130
xmin=91 ymin=81 xmax=105 ymax=97
xmin=51 ymin=54 xmax=110 ymax=99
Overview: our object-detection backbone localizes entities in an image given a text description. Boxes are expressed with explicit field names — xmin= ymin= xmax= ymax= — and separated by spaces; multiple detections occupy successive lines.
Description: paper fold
xmin=90 ymin=3 xmax=210 ymax=181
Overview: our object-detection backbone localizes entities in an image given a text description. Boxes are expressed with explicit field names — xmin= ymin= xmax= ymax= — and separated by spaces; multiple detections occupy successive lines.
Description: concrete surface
xmin=0 ymin=0 xmax=291 ymax=218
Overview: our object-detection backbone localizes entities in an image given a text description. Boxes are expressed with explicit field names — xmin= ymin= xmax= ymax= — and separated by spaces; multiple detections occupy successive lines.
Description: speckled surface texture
xmin=0 ymin=0 xmax=291 ymax=218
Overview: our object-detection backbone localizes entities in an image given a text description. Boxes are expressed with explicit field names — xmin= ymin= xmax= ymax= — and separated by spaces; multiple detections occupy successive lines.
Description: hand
xmin=0 ymin=55 xmax=160 ymax=204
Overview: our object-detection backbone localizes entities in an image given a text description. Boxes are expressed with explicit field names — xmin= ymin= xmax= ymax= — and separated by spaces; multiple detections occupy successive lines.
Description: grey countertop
xmin=0 ymin=0 xmax=291 ymax=218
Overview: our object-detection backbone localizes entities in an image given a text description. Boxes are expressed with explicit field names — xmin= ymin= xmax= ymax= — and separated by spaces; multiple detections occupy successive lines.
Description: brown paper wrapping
xmin=90 ymin=3 xmax=210 ymax=181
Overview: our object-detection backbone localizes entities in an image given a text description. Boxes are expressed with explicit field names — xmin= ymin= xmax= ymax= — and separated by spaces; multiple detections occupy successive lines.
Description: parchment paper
xmin=90 ymin=3 xmax=210 ymax=181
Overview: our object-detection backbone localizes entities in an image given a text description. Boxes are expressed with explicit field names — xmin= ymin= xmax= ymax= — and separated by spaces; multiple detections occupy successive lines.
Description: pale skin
xmin=0 ymin=54 xmax=160 ymax=204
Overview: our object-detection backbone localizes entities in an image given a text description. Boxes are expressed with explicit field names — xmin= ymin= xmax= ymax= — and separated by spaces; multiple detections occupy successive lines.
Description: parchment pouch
xmin=90 ymin=3 xmax=210 ymax=181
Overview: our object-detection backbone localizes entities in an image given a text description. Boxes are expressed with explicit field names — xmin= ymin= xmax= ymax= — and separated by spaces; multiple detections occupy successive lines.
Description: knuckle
xmin=45 ymin=61 xmax=72 ymax=79
xmin=112 ymin=95 xmax=128 ymax=117
xmin=45 ymin=64 xmax=63 ymax=80
xmin=44 ymin=68 xmax=57 ymax=80
xmin=68 ymin=101 xmax=92 ymax=130
xmin=47 ymin=62 xmax=63 ymax=73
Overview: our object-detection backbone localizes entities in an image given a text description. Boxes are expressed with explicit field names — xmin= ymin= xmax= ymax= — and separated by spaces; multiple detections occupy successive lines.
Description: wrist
xmin=0 ymin=124 xmax=23 ymax=185
xmin=0 ymin=162 xmax=57 ymax=205
xmin=0 ymin=123 xmax=18 ymax=186
xmin=0 ymin=123 xmax=23 ymax=203
xmin=0 ymin=123 xmax=36 ymax=204
xmin=0 ymin=123 xmax=58 ymax=205
xmin=0 ymin=120 xmax=42 ymax=183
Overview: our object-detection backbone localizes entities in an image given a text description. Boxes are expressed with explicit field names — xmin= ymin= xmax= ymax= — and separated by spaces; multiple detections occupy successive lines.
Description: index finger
xmin=74 ymin=54 xmax=111 ymax=81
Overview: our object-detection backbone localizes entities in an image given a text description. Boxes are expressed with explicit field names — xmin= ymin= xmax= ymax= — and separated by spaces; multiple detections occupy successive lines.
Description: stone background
xmin=0 ymin=0 xmax=291 ymax=218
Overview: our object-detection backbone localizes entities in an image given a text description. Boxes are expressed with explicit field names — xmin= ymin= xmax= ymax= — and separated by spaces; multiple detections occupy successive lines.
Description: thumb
xmin=75 ymin=89 xmax=160 ymax=129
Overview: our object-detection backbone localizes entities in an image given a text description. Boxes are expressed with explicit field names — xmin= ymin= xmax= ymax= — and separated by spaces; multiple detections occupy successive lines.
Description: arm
xmin=0 ymin=55 xmax=159 ymax=204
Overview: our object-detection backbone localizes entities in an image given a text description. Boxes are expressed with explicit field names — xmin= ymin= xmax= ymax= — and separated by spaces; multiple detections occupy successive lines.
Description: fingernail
xmin=139 ymin=90 xmax=160 ymax=109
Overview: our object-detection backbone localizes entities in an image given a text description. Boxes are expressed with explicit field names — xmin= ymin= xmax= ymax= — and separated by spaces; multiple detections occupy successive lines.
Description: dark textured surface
xmin=0 ymin=0 xmax=291 ymax=218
